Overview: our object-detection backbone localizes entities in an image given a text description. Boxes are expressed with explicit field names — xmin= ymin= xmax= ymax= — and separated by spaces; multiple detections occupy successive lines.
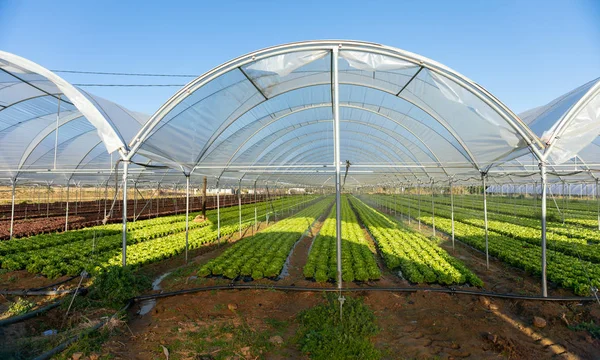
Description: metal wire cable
xmin=52 ymin=70 xmax=198 ymax=77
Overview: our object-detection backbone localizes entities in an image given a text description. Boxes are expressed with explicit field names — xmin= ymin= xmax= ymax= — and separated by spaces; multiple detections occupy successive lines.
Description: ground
xmin=1 ymin=205 xmax=599 ymax=359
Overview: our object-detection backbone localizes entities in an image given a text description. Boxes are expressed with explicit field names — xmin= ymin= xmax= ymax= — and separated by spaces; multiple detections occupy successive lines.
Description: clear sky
xmin=1 ymin=0 xmax=599 ymax=115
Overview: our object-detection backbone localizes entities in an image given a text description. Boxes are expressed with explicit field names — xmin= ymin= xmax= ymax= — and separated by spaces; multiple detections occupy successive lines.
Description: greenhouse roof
xmin=1 ymin=41 xmax=599 ymax=187
xmin=126 ymin=40 xmax=545 ymax=186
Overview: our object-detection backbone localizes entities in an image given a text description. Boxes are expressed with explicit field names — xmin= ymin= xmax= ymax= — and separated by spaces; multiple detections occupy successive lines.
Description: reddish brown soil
xmin=4 ymin=201 xmax=600 ymax=359
xmin=96 ymin=207 xmax=600 ymax=360
xmin=0 ymin=194 xmax=262 ymax=240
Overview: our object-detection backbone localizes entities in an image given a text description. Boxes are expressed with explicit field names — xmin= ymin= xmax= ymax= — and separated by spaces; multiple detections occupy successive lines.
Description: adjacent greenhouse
xmin=1 ymin=41 xmax=600 ymax=300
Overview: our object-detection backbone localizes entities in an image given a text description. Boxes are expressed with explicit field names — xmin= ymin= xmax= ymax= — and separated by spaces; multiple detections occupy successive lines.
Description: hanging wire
xmin=52 ymin=69 xmax=198 ymax=77
xmin=73 ymin=83 xmax=186 ymax=87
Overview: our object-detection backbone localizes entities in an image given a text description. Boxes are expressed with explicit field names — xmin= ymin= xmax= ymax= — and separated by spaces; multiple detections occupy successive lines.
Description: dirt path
xmin=280 ymin=204 xmax=332 ymax=284
xmin=101 ymin=286 xmax=599 ymax=359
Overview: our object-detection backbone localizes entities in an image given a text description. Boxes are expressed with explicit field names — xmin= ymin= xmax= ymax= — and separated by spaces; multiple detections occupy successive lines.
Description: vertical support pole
xmin=431 ymin=180 xmax=435 ymax=237
xmin=74 ymin=184 xmax=78 ymax=216
xmin=185 ymin=174 xmax=190 ymax=263
xmin=418 ymin=182 xmax=421 ymax=230
xmin=596 ymin=178 xmax=600 ymax=230
xmin=156 ymin=183 xmax=160 ymax=218
xmin=254 ymin=180 xmax=258 ymax=234
xmin=202 ymin=176 xmax=207 ymax=219
xmin=332 ymin=46 xmax=344 ymax=312
xmin=46 ymin=185 xmax=50 ymax=218
xmin=482 ymin=173 xmax=489 ymax=270
xmin=53 ymin=95 xmax=62 ymax=170
xmin=217 ymin=179 xmax=221 ymax=246
xmin=133 ymin=181 xmax=137 ymax=222
xmin=104 ymin=180 xmax=108 ymax=219
xmin=9 ymin=179 xmax=16 ymax=240
xmin=394 ymin=188 xmax=397 ymax=215
xmin=450 ymin=179 xmax=455 ymax=250
xmin=540 ymin=163 xmax=548 ymax=297
xmin=65 ymin=181 xmax=70 ymax=231
xmin=122 ymin=160 xmax=129 ymax=267
xmin=514 ymin=184 xmax=518 ymax=217
xmin=238 ymin=179 xmax=242 ymax=238
xmin=408 ymin=184 xmax=412 ymax=224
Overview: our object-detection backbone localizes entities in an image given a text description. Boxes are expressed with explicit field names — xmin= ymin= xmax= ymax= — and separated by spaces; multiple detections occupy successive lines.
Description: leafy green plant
xmin=296 ymin=294 xmax=380 ymax=360
xmin=86 ymin=266 xmax=151 ymax=309
xmin=6 ymin=297 xmax=35 ymax=316
xmin=198 ymin=197 xmax=331 ymax=280
xmin=570 ymin=320 xmax=600 ymax=339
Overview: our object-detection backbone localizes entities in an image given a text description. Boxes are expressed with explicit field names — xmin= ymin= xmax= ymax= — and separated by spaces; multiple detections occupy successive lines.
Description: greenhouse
xmin=1 ymin=40 xmax=600 ymax=358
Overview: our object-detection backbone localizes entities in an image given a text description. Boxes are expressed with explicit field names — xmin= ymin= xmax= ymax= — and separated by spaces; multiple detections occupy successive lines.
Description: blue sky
xmin=1 ymin=0 xmax=599 ymax=115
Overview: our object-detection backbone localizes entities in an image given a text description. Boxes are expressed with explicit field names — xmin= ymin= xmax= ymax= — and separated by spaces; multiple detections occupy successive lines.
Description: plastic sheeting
xmin=520 ymin=78 xmax=600 ymax=166
xmin=128 ymin=41 xmax=542 ymax=186
xmin=0 ymin=51 xmax=148 ymax=185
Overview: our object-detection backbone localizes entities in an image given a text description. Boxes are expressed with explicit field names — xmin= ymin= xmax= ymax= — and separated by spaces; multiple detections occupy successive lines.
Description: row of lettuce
xmin=303 ymin=197 xmax=381 ymax=282
xmin=389 ymin=192 xmax=600 ymax=228
xmin=0 ymin=195 xmax=318 ymax=278
xmin=366 ymin=194 xmax=600 ymax=295
xmin=197 ymin=197 xmax=333 ymax=280
xmin=197 ymin=195 xmax=483 ymax=287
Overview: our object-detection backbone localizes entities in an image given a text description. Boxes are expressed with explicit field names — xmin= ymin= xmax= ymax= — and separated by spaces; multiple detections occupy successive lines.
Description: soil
xmin=3 ymin=199 xmax=600 ymax=359
xmin=96 ymin=204 xmax=600 ymax=359
xmin=0 ymin=194 xmax=262 ymax=240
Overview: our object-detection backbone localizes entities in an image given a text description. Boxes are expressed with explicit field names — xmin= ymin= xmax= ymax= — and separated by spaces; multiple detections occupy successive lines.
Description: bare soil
xmin=96 ymin=206 xmax=600 ymax=359
xmin=3 ymin=200 xmax=599 ymax=359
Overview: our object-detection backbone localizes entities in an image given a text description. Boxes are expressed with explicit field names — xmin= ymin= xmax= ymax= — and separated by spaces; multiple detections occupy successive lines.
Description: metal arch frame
xmin=0 ymin=92 xmax=75 ymax=117
xmin=255 ymin=128 xmax=419 ymax=168
xmin=158 ymin=80 xmax=480 ymax=171
xmin=202 ymin=103 xmax=469 ymax=172
xmin=542 ymin=79 xmax=600 ymax=162
xmin=264 ymin=143 xmax=421 ymax=179
xmin=248 ymin=127 xmax=434 ymax=182
xmin=139 ymin=77 xmax=483 ymax=171
xmin=216 ymin=79 xmax=480 ymax=168
xmin=0 ymin=50 xmax=128 ymax=153
xmin=248 ymin=124 xmax=425 ymax=168
xmin=222 ymin=119 xmax=440 ymax=172
xmin=16 ymin=112 xmax=87 ymax=170
xmin=127 ymin=40 xmax=544 ymax=164
xmin=257 ymin=132 xmax=418 ymax=174
xmin=20 ymin=131 xmax=102 ymax=176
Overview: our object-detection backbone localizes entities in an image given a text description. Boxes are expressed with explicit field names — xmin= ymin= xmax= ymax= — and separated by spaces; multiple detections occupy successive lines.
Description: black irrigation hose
xmin=0 ymin=288 xmax=85 ymax=296
xmin=29 ymin=275 xmax=79 ymax=292
xmin=131 ymin=284 xmax=599 ymax=303
xmin=32 ymin=300 xmax=132 ymax=360
xmin=0 ymin=300 xmax=63 ymax=327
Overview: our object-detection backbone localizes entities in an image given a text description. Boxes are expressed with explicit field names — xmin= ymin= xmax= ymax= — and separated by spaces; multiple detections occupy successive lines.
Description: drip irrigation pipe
xmin=29 ymin=275 xmax=79 ymax=292
xmin=0 ymin=288 xmax=85 ymax=296
xmin=32 ymin=300 xmax=132 ymax=360
xmin=131 ymin=284 xmax=598 ymax=303
xmin=0 ymin=300 xmax=63 ymax=327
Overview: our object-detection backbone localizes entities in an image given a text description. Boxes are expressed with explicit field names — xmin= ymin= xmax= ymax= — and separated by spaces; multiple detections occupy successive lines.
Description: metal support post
xmin=185 ymin=174 xmax=190 ymax=263
xmin=217 ymin=179 xmax=221 ymax=245
xmin=122 ymin=160 xmax=129 ymax=267
xmin=9 ymin=179 xmax=16 ymax=240
xmin=431 ymin=180 xmax=435 ymax=237
xmin=65 ymin=181 xmax=70 ymax=231
xmin=450 ymin=179 xmax=455 ymax=250
xmin=540 ymin=163 xmax=548 ymax=297
xmin=332 ymin=46 xmax=345 ymax=318
xmin=482 ymin=173 xmax=489 ymax=270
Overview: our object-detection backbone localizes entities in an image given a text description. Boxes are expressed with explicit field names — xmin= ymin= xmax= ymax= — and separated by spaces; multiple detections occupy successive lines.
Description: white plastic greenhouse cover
xmin=126 ymin=40 xmax=544 ymax=186
xmin=521 ymin=77 xmax=600 ymax=166
xmin=0 ymin=51 xmax=149 ymax=185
